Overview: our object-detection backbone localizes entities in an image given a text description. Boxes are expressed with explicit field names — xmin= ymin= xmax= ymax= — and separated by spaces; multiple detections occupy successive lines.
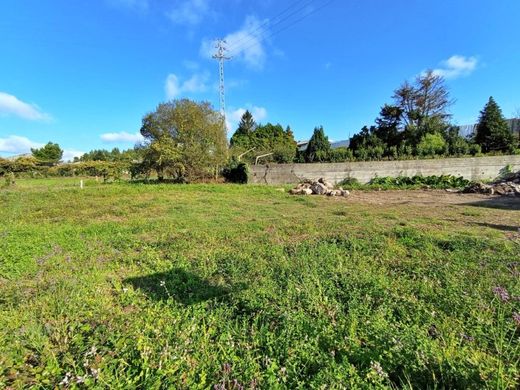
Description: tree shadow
xmin=124 ymin=268 xmax=241 ymax=305
xmin=462 ymin=196 xmax=520 ymax=211
xmin=471 ymin=222 xmax=520 ymax=232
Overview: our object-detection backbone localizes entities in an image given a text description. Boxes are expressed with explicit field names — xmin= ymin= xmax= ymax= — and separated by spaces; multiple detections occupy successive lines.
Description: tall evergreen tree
xmin=230 ymin=110 xmax=256 ymax=146
xmin=474 ymin=97 xmax=514 ymax=152
xmin=305 ymin=126 xmax=331 ymax=162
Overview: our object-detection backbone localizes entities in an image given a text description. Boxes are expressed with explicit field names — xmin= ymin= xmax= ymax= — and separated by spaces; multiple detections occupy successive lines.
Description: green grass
xmin=1 ymin=178 xmax=519 ymax=388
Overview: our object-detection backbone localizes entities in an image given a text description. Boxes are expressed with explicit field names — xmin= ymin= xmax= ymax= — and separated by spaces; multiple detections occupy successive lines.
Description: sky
xmin=1 ymin=0 xmax=519 ymax=160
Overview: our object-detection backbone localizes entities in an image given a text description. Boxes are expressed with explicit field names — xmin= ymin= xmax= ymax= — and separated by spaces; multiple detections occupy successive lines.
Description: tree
xmin=138 ymin=99 xmax=228 ymax=181
xmin=74 ymin=147 xmax=139 ymax=163
xmin=392 ymin=71 xmax=453 ymax=144
xmin=348 ymin=71 xmax=455 ymax=160
xmin=31 ymin=142 xmax=63 ymax=165
xmin=304 ymin=126 xmax=331 ymax=162
xmin=230 ymin=122 xmax=297 ymax=164
xmin=230 ymin=110 xmax=256 ymax=146
xmin=474 ymin=97 xmax=515 ymax=152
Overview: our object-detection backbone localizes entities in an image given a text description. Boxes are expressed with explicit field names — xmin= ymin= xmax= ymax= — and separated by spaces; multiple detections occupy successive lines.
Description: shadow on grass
xmin=124 ymin=268 xmax=239 ymax=305
xmin=463 ymin=196 xmax=520 ymax=211
xmin=471 ymin=222 xmax=520 ymax=232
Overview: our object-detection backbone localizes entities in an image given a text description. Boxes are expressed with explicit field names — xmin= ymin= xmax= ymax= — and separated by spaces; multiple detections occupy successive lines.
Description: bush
xmin=3 ymin=172 xmax=15 ymax=187
xmin=416 ymin=133 xmax=447 ymax=157
xmin=329 ymin=147 xmax=353 ymax=162
xmin=370 ymin=174 xmax=470 ymax=189
xmin=338 ymin=177 xmax=360 ymax=187
xmin=469 ymin=144 xmax=482 ymax=156
xmin=222 ymin=160 xmax=249 ymax=184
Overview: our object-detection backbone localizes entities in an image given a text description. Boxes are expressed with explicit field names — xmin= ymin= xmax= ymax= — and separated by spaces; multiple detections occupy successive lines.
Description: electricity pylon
xmin=212 ymin=39 xmax=231 ymax=120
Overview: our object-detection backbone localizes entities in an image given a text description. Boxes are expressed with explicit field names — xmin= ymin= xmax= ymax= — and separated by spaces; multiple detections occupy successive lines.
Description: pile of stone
xmin=289 ymin=178 xmax=350 ymax=197
xmin=462 ymin=171 xmax=520 ymax=196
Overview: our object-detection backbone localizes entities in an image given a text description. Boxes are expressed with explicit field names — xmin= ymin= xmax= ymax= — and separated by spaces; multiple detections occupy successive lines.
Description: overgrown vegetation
xmin=337 ymin=174 xmax=472 ymax=190
xmin=135 ymin=99 xmax=228 ymax=182
xmin=0 ymin=179 xmax=518 ymax=388
xmin=347 ymin=72 xmax=518 ymax=160
xmin=230 ymin=111 xmax=297 ymax=164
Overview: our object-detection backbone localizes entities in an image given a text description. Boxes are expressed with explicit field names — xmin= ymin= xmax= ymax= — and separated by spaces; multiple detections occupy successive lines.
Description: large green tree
xmin=230 ymin=119 xmax=297 ymax=164
xmin=31 ymin=142 xmax=63 ymax=165
xmin=474 ymin=97 xmax=515 ymax=152
xmin=138 ymin=99 xmax=228 ymax=181
xmin=304 ymin=126 xmax=331 ymax=163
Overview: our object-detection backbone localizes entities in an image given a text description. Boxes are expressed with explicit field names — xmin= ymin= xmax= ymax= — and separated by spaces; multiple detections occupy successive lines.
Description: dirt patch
xmin=344 ymin=189 xmax=520 ymax=208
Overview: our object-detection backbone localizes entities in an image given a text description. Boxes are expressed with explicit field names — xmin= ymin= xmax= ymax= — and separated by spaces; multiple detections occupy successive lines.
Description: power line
xmin=229 ymin=0 xmax=336 ymax=57
xmin=226 ymin=0 xmax=316 ymax=53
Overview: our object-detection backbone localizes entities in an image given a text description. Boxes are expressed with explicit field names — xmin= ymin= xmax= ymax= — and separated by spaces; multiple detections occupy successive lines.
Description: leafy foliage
xmin=222 ymin=159 xmax=249 ymax=184
xmin=31 ymin=142 xmax=63 ymax=166
xmin=74 ymin=148 xmax=140 ymax=163
xmin=416 ymin=132 xmax=447 ymax=156
xmin=347 ymin=72 xmax=489 ymax=160
xmin=138 ymin=99 xmax=228 ymax=182
xmin=230 ymin=115 xmax=297 ymax=164
xmin=370 ymin=174 xmax=470 ymax=189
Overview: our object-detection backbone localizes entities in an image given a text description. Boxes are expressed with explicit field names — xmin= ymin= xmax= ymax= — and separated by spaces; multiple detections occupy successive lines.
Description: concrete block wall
xmin=250 ymin=155 xmax=520 ymax=185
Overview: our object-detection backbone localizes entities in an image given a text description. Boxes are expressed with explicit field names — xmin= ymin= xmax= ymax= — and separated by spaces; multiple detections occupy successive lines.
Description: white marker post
xmin=80 ymin=179 xmax=84 ymax=189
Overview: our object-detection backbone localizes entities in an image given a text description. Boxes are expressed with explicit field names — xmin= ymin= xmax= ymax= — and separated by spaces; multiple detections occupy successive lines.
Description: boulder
xmin=310 ymin=182 xmax=327 ymax=195
xmin=318 ymin=178 xmax=334 ymax=190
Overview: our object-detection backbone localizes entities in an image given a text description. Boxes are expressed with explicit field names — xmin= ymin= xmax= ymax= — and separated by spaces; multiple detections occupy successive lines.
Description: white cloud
xmin=165 ymin=72 xmax=210 ymax=99
xmin=0 ymin=135 xmax=84 ymax=162
xmin=62 ymin=149 xmax=85 ymax=162
xmin=100 ymin=131 xmax=144 ymax=143
xmin=0 ymin=135 xmax=42 ymax=154
xmin=431 ymin=55 xmax=478 ymax=80
xmin=201 ymin=15 xmax=268 ymax=70
xmin=167 ymin=0 xmax=211 ymax=25
xmin=0 ymin=92 xmax=51 ymax=121
xmin=226 ymin=105 xmax=268 ymax=133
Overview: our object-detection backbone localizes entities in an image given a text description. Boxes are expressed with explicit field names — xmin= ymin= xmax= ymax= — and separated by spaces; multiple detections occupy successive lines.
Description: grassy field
xmin=1 ymin=178 xmax=519 ymax=389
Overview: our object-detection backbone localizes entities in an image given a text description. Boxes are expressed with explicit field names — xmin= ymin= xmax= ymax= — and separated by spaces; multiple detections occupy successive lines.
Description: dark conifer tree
xmin=474 ymin=97 xmax=514 ymax=152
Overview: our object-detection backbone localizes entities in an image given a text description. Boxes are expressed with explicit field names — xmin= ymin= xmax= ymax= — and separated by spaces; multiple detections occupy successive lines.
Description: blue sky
xmin=1 ymin=0 xmax=519 ymax=160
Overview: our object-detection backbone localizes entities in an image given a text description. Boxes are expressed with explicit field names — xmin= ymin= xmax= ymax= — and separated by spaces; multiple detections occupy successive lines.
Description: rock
xmin=318 ymin=178 xmax=334 ymax=190
xmin=310 ymin=182 xmax=327 ymax=195
xmin=289 ymin=180 xmax=350 ymax=197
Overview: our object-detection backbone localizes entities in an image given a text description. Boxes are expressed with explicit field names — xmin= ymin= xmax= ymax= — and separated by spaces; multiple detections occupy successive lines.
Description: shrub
xmin=370 ymin=174 xmax=470 ymax=189
xmin=338 ymin=176 xmax=360 ymax=187
xmin=222 ymin=160 xmax=249 ymax=184
xmin=469 ymin=144 xmax=482 ymax=156
xmin=329 ymin=147 xmax=353 ymax=162
xmin=416 ymin=133 xmax=447 ymax=157
xmin=3 ymin=172 xmax=15 ymax=187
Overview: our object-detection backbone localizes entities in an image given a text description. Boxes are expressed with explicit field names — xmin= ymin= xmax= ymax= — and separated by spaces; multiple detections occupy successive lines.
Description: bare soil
xmin=347 ymin=189 xmax=520 ymax=209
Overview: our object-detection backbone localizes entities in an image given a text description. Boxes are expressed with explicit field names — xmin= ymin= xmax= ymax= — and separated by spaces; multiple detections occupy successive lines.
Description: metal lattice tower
xmin=212 ymin=39 xmax=231 ymax=118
